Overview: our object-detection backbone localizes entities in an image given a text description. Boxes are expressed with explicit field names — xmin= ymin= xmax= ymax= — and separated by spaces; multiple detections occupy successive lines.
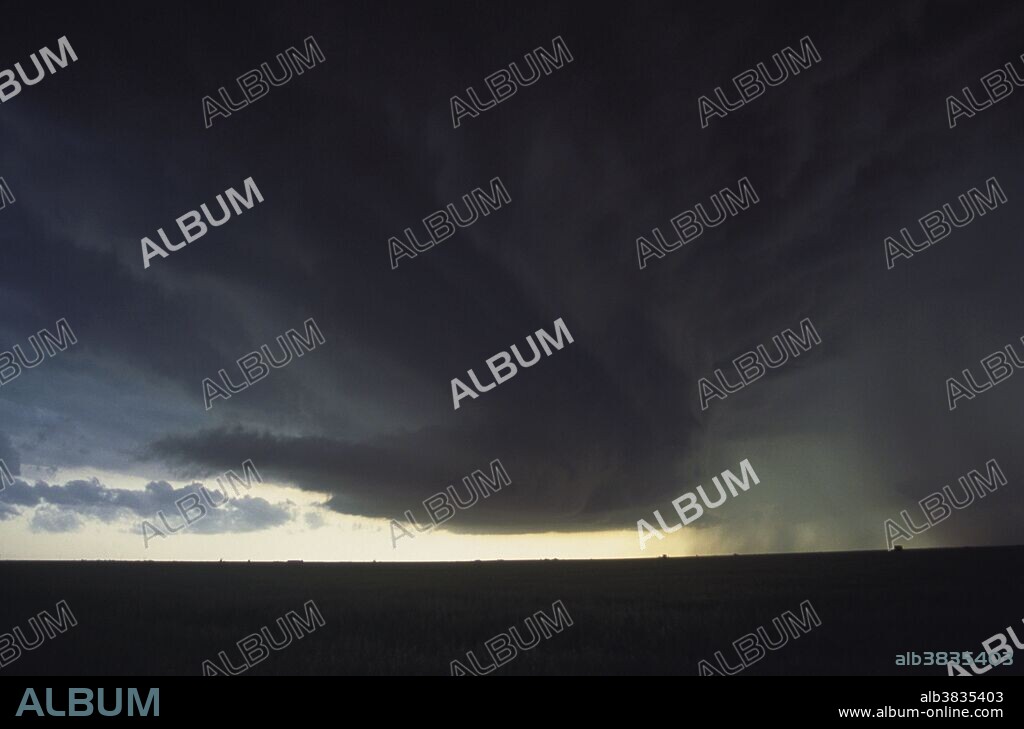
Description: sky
xmin=1 ymin=0 xmax=1022 ymax=561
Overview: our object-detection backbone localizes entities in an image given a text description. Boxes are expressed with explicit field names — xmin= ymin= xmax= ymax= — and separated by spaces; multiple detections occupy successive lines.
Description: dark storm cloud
xmin=147 ymin=420 xmax=683 ymax=532
xmin=0 ymin=477 xmax=295 ymax=534
xmin=2 ymin=1 xmax=1024 ymax=548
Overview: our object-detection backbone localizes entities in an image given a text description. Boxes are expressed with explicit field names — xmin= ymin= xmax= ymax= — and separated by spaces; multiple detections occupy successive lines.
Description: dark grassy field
xmin=1 ymin=546 xmax=1022 ymax=676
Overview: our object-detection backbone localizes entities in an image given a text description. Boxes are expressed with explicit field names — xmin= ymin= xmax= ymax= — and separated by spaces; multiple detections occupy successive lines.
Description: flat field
xmin=1 ymin=546 xmax=1022 ymax=675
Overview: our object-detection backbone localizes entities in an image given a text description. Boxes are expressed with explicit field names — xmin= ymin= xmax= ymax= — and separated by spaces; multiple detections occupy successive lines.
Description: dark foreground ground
xmin=1 ymin=546 xmax=1022 ymax=676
